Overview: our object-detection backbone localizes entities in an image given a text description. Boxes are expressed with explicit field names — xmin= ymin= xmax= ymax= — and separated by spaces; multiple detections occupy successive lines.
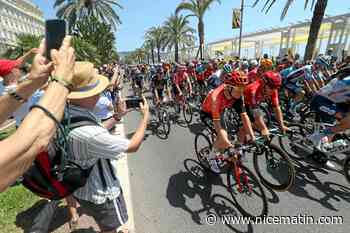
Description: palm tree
xmin=144 ymin=35 xmax=156 ymax=64
xmin=54 ymin=0 xmax=122 ymax=32
xmin=142 ymin=41 xmax=152 ymax=64
xmin=73 ymin=16 xmax=118 ymax=65
xmin=3 ymin=34 xmax=42 ymax=61
xmin=145 ymin=26 xmax=166 ymax=63
xmin=163 ymin=14 xmax=196 ymax=63
xmin=253 ymin=0 xmax=328 ymax=62
xmin=175 ymin=0 xmax=221 ymax=60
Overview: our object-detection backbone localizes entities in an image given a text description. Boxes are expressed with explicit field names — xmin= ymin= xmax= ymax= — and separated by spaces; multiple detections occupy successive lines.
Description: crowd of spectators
xmin=0 ymin=37 xmax=148 ymax=233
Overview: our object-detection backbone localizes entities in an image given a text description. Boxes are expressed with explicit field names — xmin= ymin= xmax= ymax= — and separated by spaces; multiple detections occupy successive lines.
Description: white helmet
xmin=249 ymin=59 xmax=258 ymax=67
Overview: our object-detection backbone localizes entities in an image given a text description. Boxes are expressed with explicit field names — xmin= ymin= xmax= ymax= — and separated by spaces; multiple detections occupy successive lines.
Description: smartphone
xmin=125 ymin=97 xmax=144 ymax=109
xmin=45 ymin=19 xmax=66 ymax=60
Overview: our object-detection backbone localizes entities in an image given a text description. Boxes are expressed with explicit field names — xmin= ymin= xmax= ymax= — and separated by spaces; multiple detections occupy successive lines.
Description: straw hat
xmin=68 ymin=62 xmax=109 ymax=99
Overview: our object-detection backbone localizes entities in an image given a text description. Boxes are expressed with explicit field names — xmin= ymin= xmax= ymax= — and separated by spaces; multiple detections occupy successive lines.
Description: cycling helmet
xmin=222 ymin=64 xmax=233 ymax=74
xmin=249 ymin=59 xmax=258 ymax=67
xmin=315 ymin=56 xmax=330 ymax=68
xmin=262 ymin=71 xmax=282 ymax=89
xmin=260 ymin=59 xmax=273 ymax=71
xmin=196 ymin=64 xmax=205 ymax=74
xmin=156 ymin=67 xmax=163 ymax=73
xmin=223 ymin=71 xmax=248 ymax=86
xmin=240 ymin=60 xmax=249 ymax=70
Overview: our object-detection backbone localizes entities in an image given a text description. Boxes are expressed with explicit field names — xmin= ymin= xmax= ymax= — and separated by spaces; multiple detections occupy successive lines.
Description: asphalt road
xmin=123 ymin=87 xmax=350 ymax=233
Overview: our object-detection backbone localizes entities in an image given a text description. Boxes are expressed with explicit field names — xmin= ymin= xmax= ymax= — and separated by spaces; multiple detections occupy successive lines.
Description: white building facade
xmin=0 ymin=0 xmax=45 ymax=54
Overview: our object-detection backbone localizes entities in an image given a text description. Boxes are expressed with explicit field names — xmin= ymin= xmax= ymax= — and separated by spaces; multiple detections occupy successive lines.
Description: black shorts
xmin=75 ymin=192 xmax=128 ymax=232
xmin=200 ymin=110 xmax=227 ymax=133
xmin=155 ymin=88 xmax=164 ymax=99
xmin=172 ymin=84 xmax=185 ymax=96
xmin=135 ymin=79 xmax=143 ymax=88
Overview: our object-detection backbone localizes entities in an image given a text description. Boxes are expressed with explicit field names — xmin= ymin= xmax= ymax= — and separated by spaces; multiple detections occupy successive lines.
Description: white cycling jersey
xmin=318 ymin=76 xmax=350 ymax=103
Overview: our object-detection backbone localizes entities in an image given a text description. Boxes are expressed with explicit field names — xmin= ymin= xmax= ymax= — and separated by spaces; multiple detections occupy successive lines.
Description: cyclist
xmin=133 ymin=68 xmax=144 ymax=96
xmin=242 ymin=71 xmax=289 ymax=139
xmin=308 ymin=67 xmax=350 ymax=168
xmin=204 ymin=62 xmax=215 ymax=80
xmin=206 ymin=64 xmax=232 ymax=91
xmin=152 ymin=67 xmax=171 ymax=105
xmin=172 ymin=64 xmax=193 ymax=107
xmin=187 ymin=62 xmax=197 ymax=87
xmin=195 ymin=63 xmax=207 ymax=92
xmin=200 ymin=71 xmax=256 ymax=173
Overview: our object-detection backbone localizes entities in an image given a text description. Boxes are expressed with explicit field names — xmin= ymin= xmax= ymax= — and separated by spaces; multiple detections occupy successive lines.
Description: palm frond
xmin=175 ymin=2 xmax=196 ymax=15
xmin=281 ymin=0 xmax=295 ymax=20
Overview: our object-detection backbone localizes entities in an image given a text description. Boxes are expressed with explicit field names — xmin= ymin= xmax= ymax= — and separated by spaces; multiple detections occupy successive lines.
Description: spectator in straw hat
xmin=59 ymin=61 xmax=149 ymax=233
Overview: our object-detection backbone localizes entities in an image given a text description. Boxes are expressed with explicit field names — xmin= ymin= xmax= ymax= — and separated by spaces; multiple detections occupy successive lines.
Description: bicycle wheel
xmin=194 ymin=132 xmax=212 ymax=171
xmin=159 ymin=109 xmax=171 ymax=136
xmin=183 ymin=102 xmax=193 ymax=124
xmin=253 ymin=143 xmax=295 ymax=191
xmin=227 ymin=164 xmax=268 ymax=218
xmin=278 ymin=123 xmax=312 ymax=160
xmin=344 ymin=156 xmax=350 ymax=184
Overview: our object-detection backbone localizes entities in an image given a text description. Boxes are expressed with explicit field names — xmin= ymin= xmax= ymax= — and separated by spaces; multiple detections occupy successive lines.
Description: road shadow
xmin=166 ymin=159 xmax=254 ymax=233
xmin=187 ymin=122 xmax=207 ymax=135
xmin=288 ymin=160 xmax=350 ymax=210
xmin=16 ymin=199 xmax=70 ymax=233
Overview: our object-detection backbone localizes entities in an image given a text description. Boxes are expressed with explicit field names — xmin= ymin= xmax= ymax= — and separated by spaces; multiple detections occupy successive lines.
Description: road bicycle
xmin=279 ymin=119 xmax=350 ymax=184
xmin=173 ymin=91 xmax=194 ymax=125
xmin=195 ymin=135 xmax=268 ymax=218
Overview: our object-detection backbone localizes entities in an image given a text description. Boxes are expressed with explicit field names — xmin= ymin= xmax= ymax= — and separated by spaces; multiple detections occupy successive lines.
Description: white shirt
xmin=67 ymin=105 xmax=130 ymax=204
xmin=94 ymin=93 xmax=114 ymax=120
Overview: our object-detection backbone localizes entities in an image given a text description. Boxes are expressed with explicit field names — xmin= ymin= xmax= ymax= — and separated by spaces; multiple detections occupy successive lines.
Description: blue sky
xmin=34 ymin=0 xmax=349 ymax=52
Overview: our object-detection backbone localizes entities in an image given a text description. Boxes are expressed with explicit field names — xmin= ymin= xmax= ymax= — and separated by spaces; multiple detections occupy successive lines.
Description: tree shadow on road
xmin=166 ymin=159 xmax=254 ymax=233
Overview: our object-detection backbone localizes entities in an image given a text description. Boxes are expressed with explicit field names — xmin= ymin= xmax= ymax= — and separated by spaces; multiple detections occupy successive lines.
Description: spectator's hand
xmin=30 ymin=48 xmax=39 ymax=54
xmin=139 ymin=96 xmax=149 ymax=117
xmin=29 ymin=40 xmax=53 ymax=84
xmin=116 ymin=98 xmax=128 ymax=117
xmin=51 ymin=36 xmax=75 ymax=85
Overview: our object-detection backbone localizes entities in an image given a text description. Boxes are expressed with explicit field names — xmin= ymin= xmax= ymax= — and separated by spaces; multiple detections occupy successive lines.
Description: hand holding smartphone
xmin=125 ymin=97 xmax=144 ymax=109
xmin=45 ymin=19 xmax=66 ymax=60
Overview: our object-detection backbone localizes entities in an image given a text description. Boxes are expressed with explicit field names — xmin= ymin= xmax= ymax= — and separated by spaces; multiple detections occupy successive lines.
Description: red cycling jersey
xmin=202 ymin=84 xmax=240 ymax=120
xmin=187 ymin=68 xmax=196 ymax=77
xmin=174 ymin=72 xmax=188 ymax=86
xmin=244 ymin=79 xmax=279 ymax=108
xmin=196 ymin=72 xmax=206 ymax=81
xmin=204 ymin=68 xmax=214 ymax=79
xmin=248 ymin=67 xmax=259 ymax=83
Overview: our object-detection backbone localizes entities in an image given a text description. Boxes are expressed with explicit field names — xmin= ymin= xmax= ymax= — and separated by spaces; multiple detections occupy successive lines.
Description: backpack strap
xmin=63 ymin=115 xmax=117 ymax=190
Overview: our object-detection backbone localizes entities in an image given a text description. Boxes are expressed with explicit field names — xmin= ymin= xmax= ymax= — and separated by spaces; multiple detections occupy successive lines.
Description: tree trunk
xmin=198 ymin=19 xmax=205 ymax=60
xmin=175 ymin=42 xmax=179 ymax=63
xmin=147 ymin=54 xmax=150 ymax=64
xmin=151 ymin=43 xmax=155 ymax=64
xmin=157 ymin=46 xmax=161 ymax=63
xmin=303 ymin=0 xmax=328 ymax=62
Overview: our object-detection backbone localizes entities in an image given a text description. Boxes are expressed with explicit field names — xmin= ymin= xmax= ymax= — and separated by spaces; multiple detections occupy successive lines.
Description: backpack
xmin=22 ymin=116 xmax=117 ymax=200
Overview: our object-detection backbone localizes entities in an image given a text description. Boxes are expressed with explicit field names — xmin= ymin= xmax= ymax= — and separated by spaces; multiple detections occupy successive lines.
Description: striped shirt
xmin=66 ymin=105 xmax=130 ymax=204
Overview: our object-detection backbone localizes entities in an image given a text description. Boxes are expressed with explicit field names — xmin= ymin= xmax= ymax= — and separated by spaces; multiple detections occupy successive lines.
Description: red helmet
xmin=223 ymin=71 xmax=248 ymax=86
xmin=262 ymin=71 xmax=282 ymax=89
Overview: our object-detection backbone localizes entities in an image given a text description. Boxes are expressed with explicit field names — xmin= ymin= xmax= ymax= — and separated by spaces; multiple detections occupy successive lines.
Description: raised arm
xmin=0 ymin=36 xmax=75 ymax=192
